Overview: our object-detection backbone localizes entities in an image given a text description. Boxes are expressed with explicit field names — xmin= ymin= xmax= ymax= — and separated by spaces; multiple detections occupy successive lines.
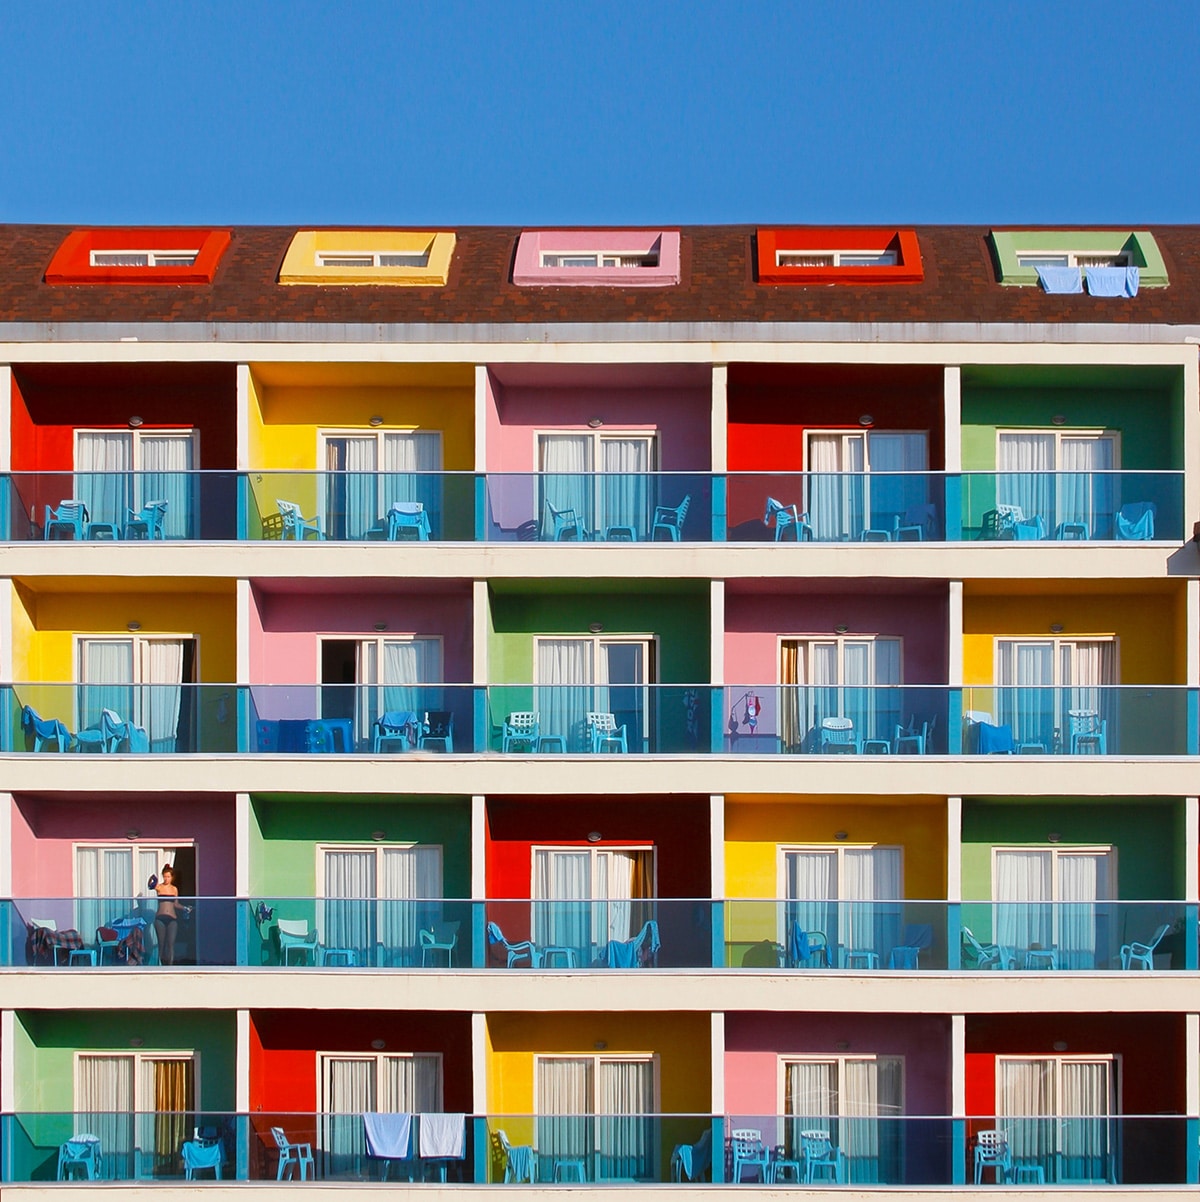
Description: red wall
xmin=10 ymin=363 xmax=238 ymax=470
xmin=250 ymin=1010 xmax=473 ymax=1113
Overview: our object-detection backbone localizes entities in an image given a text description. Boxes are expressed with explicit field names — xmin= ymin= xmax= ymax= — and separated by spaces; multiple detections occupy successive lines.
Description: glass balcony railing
xmin=1 ymin=1113 xmax=1193 ymax=1184
xmin=723 ymin=900 xmax=1196 ymax=972
xmin=3 ymin=684 xmax=1198 ymax=756
xmin=2 ymin=898 xmax=1195 ymax=972
xmin=1 ymin=470 xmax=1184 ymax=543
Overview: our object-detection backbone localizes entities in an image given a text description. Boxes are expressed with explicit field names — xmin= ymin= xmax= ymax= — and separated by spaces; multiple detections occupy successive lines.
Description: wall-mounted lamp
xmin=834 ymin=1040 xmax=850 ymax=1051
xmin=129 ymin=1037 xmax=144 ymax=1048
xmin=371 ymin=1038 xmax=387 ymax=1050
xmin=1049 ymin=623 xmax=1064 ymax=634
xmin=1052 ymin=1039 xmax=1069 ymax=1052
xmin=588 ymin=622 xmax=604 ymax=634
xmin=593 ymin=1040 xmax=608 ymax=1050
xmin=858 ymin=414 xmax=874 ymax=427
xmin=587 ymin=417 xmax=604 ymax=429
xmin=374 ymin=621 xmax=388 ymax=632
xmin=127 ymin=620 xmax=142 ymax=632
xmin=368 ymin=415 xmax=384 ymax=427
xmin=371 ymin=830 xmax=387 ymax=842
xmin=128 ymin=416 xmax=144 ymax=428
xmin=1047 ymin=832 xmax=1062 ymax=844
xmin=125 ymin=828 xmax=141 ymax=841
xmin=1051 ymin=415 xmax=1067 ymax=426
xmin=834 ymin=830 xmax=848 ymax=841
xmin=587 ymin=831 xmax=602 ymax=843
xmin=833 ymin=624 xmax=849 ymax=635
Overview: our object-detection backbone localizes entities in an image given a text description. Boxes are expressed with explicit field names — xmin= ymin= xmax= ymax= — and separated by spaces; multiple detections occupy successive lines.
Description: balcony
xmin=1 ymin=1113 xmax=1192 ymax=1185
xmin=3 ymin=898 xmax=1194 ymax=972
xmin=1 ymin=471 xmax=1184 ymax=543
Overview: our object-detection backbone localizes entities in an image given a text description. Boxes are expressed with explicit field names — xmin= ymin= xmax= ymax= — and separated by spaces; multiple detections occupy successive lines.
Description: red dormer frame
xmin=45 ymin=228 xmax=232 ymax=285
xmin=756 ymin=228 xmax=923 ymax=285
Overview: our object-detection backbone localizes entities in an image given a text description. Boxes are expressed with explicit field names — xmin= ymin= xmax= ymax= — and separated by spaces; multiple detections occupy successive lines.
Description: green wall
xmin=248 ymin=795 xmax=471 ymax=898
xmin=961 ymin=798 xmax=1184 ymax=900
xmin=14 ymin=1010 xmax=236 ymax=1110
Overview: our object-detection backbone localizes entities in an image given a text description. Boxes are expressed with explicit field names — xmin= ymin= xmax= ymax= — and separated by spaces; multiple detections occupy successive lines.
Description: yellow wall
xmin=486 ymin=1011 xmax=710 ymax=1125
xmin=13 ymin=584 xmax=237 ymax=683
xmin=724 ymin=798 xmax=947 ymax=947
xmin=963 ymin=591 xmax=1182 ymax=684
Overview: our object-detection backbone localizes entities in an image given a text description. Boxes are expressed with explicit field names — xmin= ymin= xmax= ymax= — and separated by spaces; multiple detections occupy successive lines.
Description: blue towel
xmin=1036 ymin=266 xmax=1083 ymax=294
xmin=1084 ymin=266 xmax=1126 ymax=297
xmin=1116 ymin=501 xmax=1155 ymax=540
xmin=977 ymin=722 xmax=1015 ymax=754
xmin=1125 ymin=265 xmax=1140 ymax=296
xmin=364 ymin=1112 xmax=411 ymax=1159
xmin=788 ymin=923 xmax=809 ymax=966
xmin=506 ymin=1144 xmax=534 ymax=1182
xmin=606 ymin=939 xmax=638 ymax=968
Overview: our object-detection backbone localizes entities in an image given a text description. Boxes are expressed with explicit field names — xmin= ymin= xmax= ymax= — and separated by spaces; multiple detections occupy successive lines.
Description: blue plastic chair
xmin=1121 ymin=922 xmax=1171 ymax=970
xmin=974 ymin=1129 xmax=1012 ymax=1184
xmin=418 ymin=711 xmax=453 ymax=753
xmin=419 ymin=921 xmax=459 ymax=966
xmin=21 ymin=705 xmax=72 ymax=752
xmin=1068 ymin=709 xmax=1107 ymax=755
xmin=182 ymin=1139 xmax=223 ymax=1180
xmin=57 ymin=1136 xmax=102 ymax=1180
xmin=277 ymin=499 xmax=325 ymax=540
xmin=670 ymin=1127 xmax=712 ymax=1182
xmin=819 ymin=716 xmax=859 ymax=754
xmin=498 ymin=1130 xmax=536 ymax=1183
xmin=730 ymin=1129 xmax=772 ymax=1183
xmin=1115 ymin=500 xmax=1155 ymax=541
xmin=44 ymin=500 xmax=88 ymax=540
xmin=277 ymin=919 xmax=319 ymax=966
xmin=893 ymin=503 xmax=938 ymax=541
xmin=271 ymin=1127 xmax=314 ymax=1180
xmin=587 ymin=711 xmax=628 ymax=753
xmin=800 ymin=1131 xmax=846 ymax=1184
xmin=547 ymin=501 xmax=589 ymax=541
xmin=501 ymin=711 xmax=540 ymax=753
xmin=889 ymin=922 xmax=934 ymax=968
xmin=373 ymin=711 xmax=415 ymax=753
xmin=893 ymin=716 xmax=929 ymax=755
xmin=486 ymin=920 xmax=540 ymax=967
xmin=650 ymin=494 xmax=690 ymax=541
xmin=386 ymin=501 xmax=431 ymax=541
xmin=95 ymin=926 xmax=121 ymax=966
xmin=123 ymin=499 xmax=169 ymax=540
xmin=763 ymin=496 xmax=813 ymax=542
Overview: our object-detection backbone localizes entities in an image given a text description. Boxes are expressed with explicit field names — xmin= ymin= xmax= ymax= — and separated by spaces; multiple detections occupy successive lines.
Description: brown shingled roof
xmin=0 ymin=224 xmax=1196 ymax=326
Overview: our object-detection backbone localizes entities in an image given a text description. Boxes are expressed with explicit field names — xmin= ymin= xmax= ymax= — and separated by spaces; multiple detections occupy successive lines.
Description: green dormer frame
xmin=990 ymin=230 xmax=1169 ymax=288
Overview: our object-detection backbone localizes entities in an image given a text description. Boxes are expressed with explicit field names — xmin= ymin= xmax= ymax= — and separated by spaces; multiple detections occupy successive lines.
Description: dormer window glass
xmin=90 ymin=250 xmax=199 ymax=268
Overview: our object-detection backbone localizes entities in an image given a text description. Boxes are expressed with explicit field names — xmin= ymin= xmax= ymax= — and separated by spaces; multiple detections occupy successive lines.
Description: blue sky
xmin=1 ymin=0 xmax=1197 ymax=225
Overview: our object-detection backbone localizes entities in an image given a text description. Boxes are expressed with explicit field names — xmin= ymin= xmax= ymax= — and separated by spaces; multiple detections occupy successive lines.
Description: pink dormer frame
xmin=512 ymin=230 xmax=681 ymax=287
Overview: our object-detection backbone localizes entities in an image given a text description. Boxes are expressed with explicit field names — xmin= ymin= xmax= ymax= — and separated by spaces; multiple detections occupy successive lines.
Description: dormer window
xmin=1015 ymin=251 xmax=1130 ymax=270
xmin=990 ymin=230 xmax=1168 ymax=287
xmin=279 ymin=231 xmax=455 ymax=286
xmin=45 ymin=228 xmax=230 ymax=285
xmin=757 ymin=229 xmax=922 ymax=284
xmin=90 ymin=249 xmax=199 ymax=268
xmin=513 ymin=230 xmax=681 ymax=286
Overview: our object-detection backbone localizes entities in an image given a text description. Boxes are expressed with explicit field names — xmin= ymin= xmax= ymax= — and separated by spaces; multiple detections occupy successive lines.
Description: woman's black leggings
xmin=154 ymin=916 xmax=177 ymax=965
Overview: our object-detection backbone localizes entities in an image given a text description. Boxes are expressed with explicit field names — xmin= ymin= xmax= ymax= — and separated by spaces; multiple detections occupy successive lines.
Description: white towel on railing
xmin=419 ymin=1113 xmax=465 ymax=1158
xmin=363 ymin=1112 xmax=411 ymax=1159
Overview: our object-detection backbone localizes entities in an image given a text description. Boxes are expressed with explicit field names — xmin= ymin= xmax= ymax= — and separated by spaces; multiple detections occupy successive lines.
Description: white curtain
xmin=600 ymin=437 xmax=652 ymax=538
xmin=139 ymin=434 xmax=194 ymax=538
xmin=141 ymin=639 xmax=184 ymax=753
xmin=77 ymin=1054 xmax=135 ymax=1180
xmin=537 ymin=638 xmax=592 ymax=751
xmin=381 ymin=846 xmax=443 ymax=964
xmin=323 ymin=850 xmax=377 ymax=963
xmin=540 ymin=435 xmax=593 ymax=537
xmin=383 ymin=432 xmax=442 ymax=535
xmin=998 ymin=1058 xmax=1055 ymax=1177
xmin=808 ymin=433 xmax=864 ymax=541
xmin=76 ymin=432 xmax=133 ymax=528
xmin=997 ymin=640 xmax=1055 ymax=749
xmin=534 ymin=849 xmax=592 ymax=959
xmin=380 ymin=1055 xmax=443 ymax=1112
xmin=537 ymin=1058 xmax=595 ymax=1180
xmin=1060 ymin=436 xmax=1115 ymax=534
xmin=1060 ymin=1060 xmax=1112 ymax=1182
xmin=333 ymin=436 xmax=378 ymax=540
xmin=1061 ymin=640 xmax=1116 ymax=746
xmin=998 ymin=433 xmax=1055 ymax=529
xmin=75 ymin=847 xmax=135 ymax=941
xmin=995 ymin=850 xmax=1053 ymax=956
xmin=865 ymin=432 xmax=928 ymax=530
xmin=786 ymin=850 xmax=837 ymax=950
xmin=80 ymin=639 xmax=135 ymax=730
xmin=598 ymin=1060 xmax=654 ymax=1180
xmin=321 ymin=1057 xmax=375 ymax=1175
xmin=599 ymin=852 xmax=634 ymax=942
xmin=843 ymin=848 xmax=902 ymax=961
xmin=380 ymin=638 xmax=442 ymax=722
xmin=1058 ymin=853 xmax=1110 ymax=969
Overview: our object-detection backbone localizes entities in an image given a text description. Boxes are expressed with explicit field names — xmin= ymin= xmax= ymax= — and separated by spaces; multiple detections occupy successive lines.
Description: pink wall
xmin=724 ymin=1012 xmax=952 ymax=1120
xmin=10 ymin=793 xmax=237 ymax=899
xmin=249 ymin=589 xmax=474 ymax=685
xmin=725 ymin=590 xmax=948 ymax=685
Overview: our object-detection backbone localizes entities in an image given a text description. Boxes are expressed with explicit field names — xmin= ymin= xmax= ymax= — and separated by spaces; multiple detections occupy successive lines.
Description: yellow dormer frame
xmin=279 ymin=230 xmax=456 ymax=286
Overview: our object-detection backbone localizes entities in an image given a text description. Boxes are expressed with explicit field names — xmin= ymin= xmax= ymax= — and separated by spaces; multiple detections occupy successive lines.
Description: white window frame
xmin=777 ymin=249 xmax=898 ymax=268
xmin=996 ymin=428 xmax=1121 ymax=468
xmin=1014 ymin=251 xmax=1130 ymax=269
xmin=539 ymin=251 xmax=659 ymax=269
xmin=533 ymin=1053 xmax=661 ymax=1114
xmin=990 ymin=845 xmax=1117 ymax=902
xmin=532 ymin=634 xmax=657 ymax=684
xmin=531 ymin=844 xmax=658 ymax=897
xmin=73 ymin=840 xmax=196 ymax=897
xmin=993 ymin=637 xmax=1119 ymax=688
xmin=777 ymin=844 xmax=905 ymax=903
xmin=317 ymin=633 xmax=444 ymax=733
xmin=315 ymin=842 xmax=444 ymax=898
xmin=88 ymin=250 xmax=199 ymax=268
xmin=74 ymin=427 xmax=200 ymax=469
xmin=802 ymin=429 xmax=930 ymax=474
xmin=316 ymin=1050 xmax=445 ymax=1111
xmin=74 ymin=1050 xmax=200 ymax=1111
xmin=316 ymin=251 xmax=430 ymax=269
xmin=779 ymin=635 xmax=904 ymax=687
xmin=995 ymin=1053 xmax=1120 ymax=1137
xmin=777 ymin=1053 xmax=905 ymax=1117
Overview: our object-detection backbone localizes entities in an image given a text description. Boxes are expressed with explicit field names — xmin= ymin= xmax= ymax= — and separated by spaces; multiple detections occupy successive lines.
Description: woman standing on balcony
xmin=154 ymin=864 xmax=189 ymax=966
